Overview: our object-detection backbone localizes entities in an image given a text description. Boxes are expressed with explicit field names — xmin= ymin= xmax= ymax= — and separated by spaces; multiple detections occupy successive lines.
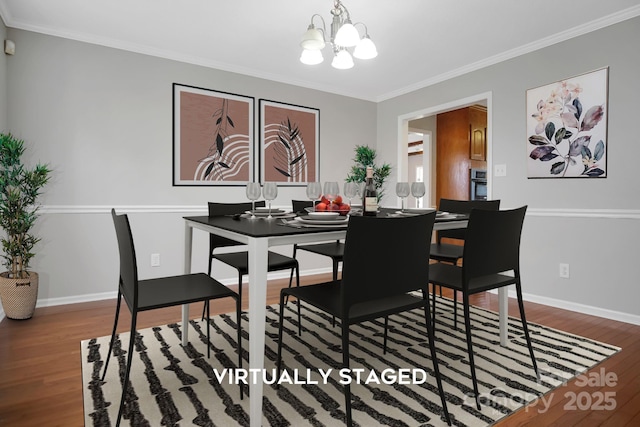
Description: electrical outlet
xmin=494 ymin=164 xmax=507 ymax=177
xmin=151 ymin=253 xmax=160 ymax=267
xmin=559 ymin=263 xmax=570 ymax=279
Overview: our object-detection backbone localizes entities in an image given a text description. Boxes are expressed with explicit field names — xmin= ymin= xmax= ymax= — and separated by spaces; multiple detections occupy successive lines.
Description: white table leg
xmin=248 ymin=237 xmax=269 ymax=427
xmin=498 ymin=287 xmax=508 ymax=346
xmin=182 ymin=222 xmax=194 ymax=346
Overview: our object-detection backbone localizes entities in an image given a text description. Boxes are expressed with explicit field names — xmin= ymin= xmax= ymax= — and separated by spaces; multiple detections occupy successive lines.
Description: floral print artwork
xmin=526 ymin=68 xmax=608 ymax=178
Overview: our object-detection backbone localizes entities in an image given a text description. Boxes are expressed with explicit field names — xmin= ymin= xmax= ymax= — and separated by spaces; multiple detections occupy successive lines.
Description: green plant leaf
xmin=594 ymin=140 xmax=605 ymax=161
xmin=550 ymin=161 xmax=565 ymax=175
xmin=545 ymin=122 xmax=555 ymax=141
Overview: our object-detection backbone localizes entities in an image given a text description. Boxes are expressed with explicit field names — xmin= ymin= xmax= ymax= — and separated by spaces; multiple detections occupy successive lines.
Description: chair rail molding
xmin=41 ymin=205 xmax=640 ymax=219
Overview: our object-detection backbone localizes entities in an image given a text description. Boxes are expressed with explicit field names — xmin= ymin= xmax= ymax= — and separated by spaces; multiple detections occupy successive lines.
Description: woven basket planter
xmin=0 ymin=272 xmax=39 ymax=320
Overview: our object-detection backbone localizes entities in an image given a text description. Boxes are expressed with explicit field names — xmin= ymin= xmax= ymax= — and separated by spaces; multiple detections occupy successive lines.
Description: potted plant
xmin=345 ymin=145 xmax=391 ymax=202
xmin=0 ymin=133 xmax=51 ymax=319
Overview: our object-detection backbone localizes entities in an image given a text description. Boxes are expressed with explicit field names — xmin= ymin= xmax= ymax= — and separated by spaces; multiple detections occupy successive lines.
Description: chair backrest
xmin=207 ymin=201 xmax=266 ymax=250
xmin=462 ymin=206 xmax=527 ymax=282
xmin=437 ymin=198 xmax=501 ymax=241
xmin=292 ymin=200 xmax=313 ymax=214
xmin=340 ymin=212 xmax=436 ymax=314
xmin=111 ymin=209 xmax=138 ymax=309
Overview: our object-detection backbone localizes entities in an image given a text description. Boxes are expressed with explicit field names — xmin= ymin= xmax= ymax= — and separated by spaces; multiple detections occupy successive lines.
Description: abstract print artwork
xmin=173 ymin=83 xmax=254 ymax=186
xmin=526 ymin=68 xmax=608 ymax=178
xmin=259 ymin=100 xmax=319 ymax=185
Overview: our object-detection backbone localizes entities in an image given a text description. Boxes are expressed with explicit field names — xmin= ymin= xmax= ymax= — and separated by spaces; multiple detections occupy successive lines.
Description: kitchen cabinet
xmin=436 ymin=105 xmax=487 ymax=203
xmin=469 ymin=106 xmax=487 ymax=161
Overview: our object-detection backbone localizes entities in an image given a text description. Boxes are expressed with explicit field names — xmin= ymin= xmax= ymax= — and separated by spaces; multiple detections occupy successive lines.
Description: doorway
xmin=396 ymin=92 xmax=492 ymax=208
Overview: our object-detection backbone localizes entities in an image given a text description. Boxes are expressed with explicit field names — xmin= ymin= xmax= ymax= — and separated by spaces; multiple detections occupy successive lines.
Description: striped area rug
xmin=81 ymin=297 xmax=619 ymax=426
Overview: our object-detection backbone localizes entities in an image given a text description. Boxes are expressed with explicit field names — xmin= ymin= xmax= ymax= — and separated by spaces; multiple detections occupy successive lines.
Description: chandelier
xmin=300 ymin=0 xmax=377 ymax=70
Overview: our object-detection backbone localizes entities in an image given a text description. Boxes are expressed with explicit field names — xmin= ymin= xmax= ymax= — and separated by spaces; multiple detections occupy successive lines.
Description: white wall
xmin=4 ymin=29 xmax=376 ymax=306
xmin=376 ymin=17 xmax=640 ymax=323
xmin=0 ymin=17 xmax=7 ymax=129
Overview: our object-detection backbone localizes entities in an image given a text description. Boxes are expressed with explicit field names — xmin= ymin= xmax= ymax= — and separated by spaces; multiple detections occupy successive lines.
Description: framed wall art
xmin=526 ymin=67 xmax=608 ymax=178
xmin=173 ymin=83 xmax=254 ymax=186
xmin=259 ymin=99 xmax=319 ymax=185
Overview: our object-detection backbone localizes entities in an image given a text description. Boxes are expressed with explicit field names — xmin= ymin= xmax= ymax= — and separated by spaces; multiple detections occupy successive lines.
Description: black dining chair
xmin=430 ymin=198 xmax=500 ymax=317
xmin=104 ymin=209 xmax=243 ymax=427
xmin=431 ymin=198 xmax=501 ymax=266
xmin=429 ymin=206 xmax=539 ymax=410
xmin=202 ymin=201 xmax=301 ymax=323
xmin=276 ymin=213 xmax=451 ymax=427
xmin=288 ymin=200 xmax=344 ymax=283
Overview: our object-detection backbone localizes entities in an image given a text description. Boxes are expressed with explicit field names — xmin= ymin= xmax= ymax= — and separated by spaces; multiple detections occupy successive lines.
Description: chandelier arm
xmin=353 ymin=22 xmax=369 ymax=37
xmin=310 ymin=13 xmax=327 ymax=35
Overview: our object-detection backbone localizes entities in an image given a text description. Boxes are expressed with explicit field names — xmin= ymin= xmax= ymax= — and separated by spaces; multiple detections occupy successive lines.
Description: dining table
xmin=181 ymin=208 xmax=509 ymax=427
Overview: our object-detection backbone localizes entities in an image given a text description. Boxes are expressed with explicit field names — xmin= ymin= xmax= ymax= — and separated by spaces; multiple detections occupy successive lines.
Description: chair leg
xmin=383 ymin=316 xmax=389 ymax=354
xmin=463 ymin=293 xmax=481 ymax=410
xmin=431 ymin=284 xmax=437 ymax=328
xmin=206 ymin=299 xmax=211 ymax=359
xmin=516 ymin=282 xmax=540 ymax=379
xmin=236 ymin=295 xmax=244 ymax=399
xmin=202 ymin=255 xmax=214 ymax=321
xmin=422 ymin=290 xmax=451 ymax=426
xmin=275 ymin=292 xmax=287 ymax=388
xmin=341 ymin=321 xmax=353 ymax=427
xmin=102 ymin=290 xmax=122 ymax=381
xmin=237 ymin=272 xmax=243 ymax=309
xmin=286 ymin=245 xmax=298 ymax=305
xmin=331 ymin=261 xmax=338 ymax=328
xmin=295 ymin=265 xmax=301 ymax=336
xmin=453 ymin=292 xmax=458 ymax=329
xmin=115 ymin=312 xmax=138 ymax=427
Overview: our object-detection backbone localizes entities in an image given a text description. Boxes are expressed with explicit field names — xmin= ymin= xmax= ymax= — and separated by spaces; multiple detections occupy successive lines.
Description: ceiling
xmin=1 ymin=0 xmax=639 ymax=102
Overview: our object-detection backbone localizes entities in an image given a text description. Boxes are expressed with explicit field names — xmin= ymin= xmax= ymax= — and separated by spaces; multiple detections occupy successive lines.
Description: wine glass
xmin=395 ymin=182 xmax=410 ymax=212
xmin=411 ymin=182 xmax=426 ymax=208
xmin=344 ymin=182 xmax=358 ymax=207
xmin=246 ymin=182 xmax=261 ymax=219
xmin=323 ymin=181 xmax=339 ymax=206
xmin=306 ymin=182 xmax=322 ymax=211
xmin=262 ymin=182 xmax=278 ymax=219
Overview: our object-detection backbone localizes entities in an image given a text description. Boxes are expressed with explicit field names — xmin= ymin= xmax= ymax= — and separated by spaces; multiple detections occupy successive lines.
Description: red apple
xmin=320 ymin=196 xmax=330 ymax=205
xmin=338 ymin=203 xmax=350 ymax=216
xmin=328 ymin=203 xmax=341 ymax=212
xmin=316 ymin=202 xmax=328 ymax=211
xmin=333 ymin=195 xmax=343 ymax=205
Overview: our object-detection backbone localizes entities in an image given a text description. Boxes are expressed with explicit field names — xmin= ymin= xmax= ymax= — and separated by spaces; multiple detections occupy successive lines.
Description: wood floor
xmin=1 ymin=273 xmax=638 ymax=427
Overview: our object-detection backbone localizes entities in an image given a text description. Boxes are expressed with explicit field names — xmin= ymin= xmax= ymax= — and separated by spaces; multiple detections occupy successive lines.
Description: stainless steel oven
xmin=470 ymin=168 xmax=487 ymax=200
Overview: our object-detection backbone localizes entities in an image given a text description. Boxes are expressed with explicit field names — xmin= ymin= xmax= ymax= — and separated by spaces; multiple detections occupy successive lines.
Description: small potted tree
xmin=0 ymin=133 xmax=51 ymax=319
xmin=345 ymin=145 xmax=391 ymax=202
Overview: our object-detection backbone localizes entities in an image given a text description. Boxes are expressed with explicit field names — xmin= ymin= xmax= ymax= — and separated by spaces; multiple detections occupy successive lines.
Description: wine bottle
xmin=362 ymin=166 xmax=378 ymax=216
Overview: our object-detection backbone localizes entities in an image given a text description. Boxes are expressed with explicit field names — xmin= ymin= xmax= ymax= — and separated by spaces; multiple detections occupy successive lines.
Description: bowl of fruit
xmin=308 ymin=195 xmax=351 ymax=216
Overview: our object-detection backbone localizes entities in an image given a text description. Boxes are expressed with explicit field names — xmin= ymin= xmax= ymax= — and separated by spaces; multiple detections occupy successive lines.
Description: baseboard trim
xmin=504 ymin=289 xmax=640 ymax=326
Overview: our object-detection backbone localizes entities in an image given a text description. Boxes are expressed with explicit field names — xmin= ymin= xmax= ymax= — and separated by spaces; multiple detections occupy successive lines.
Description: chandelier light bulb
xmin=334 ymin=20 xmax=360 ymax=47
xmin=300 ymin=26 xmax=325 ymax=50
xmin=353 ymin=36 xmax=377 ymax=60
xmin=300 ymin=48 xmax=324 ymax=65
xmin=331 ymin=49 xmax=354 ymax=69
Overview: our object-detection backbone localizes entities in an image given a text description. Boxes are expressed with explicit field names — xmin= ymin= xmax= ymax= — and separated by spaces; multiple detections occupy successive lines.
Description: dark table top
xmin=184 ymin=210 xmax=468 ymax=239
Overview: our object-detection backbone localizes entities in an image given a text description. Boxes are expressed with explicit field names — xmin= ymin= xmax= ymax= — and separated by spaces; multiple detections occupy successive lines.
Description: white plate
xmin=245 ymin=210 xmax=288 ymax=217
xmin=295 ymin=216 xmax=349 ymax=225
xmin=394 ymin=211 xmax=420 ymax=216
xmin=307 ymin=212 xmax=340 ymax=219
xmin=405 ymin=208 xmax=436 ymax=214
xmin=436 ymin=211 xmax=450 ymax=216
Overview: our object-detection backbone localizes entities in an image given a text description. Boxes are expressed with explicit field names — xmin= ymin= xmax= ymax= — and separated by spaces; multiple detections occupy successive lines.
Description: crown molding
xmin=375 ymin=4 xmax=640 ymax=102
